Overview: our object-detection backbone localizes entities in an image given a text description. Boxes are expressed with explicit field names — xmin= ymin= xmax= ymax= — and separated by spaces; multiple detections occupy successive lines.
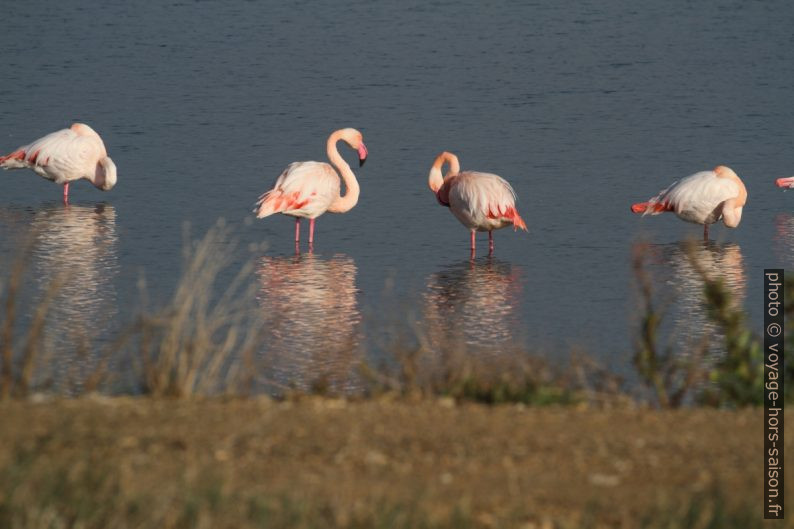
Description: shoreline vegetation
xmin=1 ymin=221 xmax=789 ymax=406
xmin=1 ymin=222 xmax=791 ymax=527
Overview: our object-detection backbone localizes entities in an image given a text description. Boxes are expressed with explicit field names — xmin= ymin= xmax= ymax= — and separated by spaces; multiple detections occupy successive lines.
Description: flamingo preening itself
xmin=631 ymin=165 xmax=747 ymax=240
xmin=0 ymin=123 xmax=117 ymax=204
xmin=254 ymin=128 xmax=368 ymax=249
xmin=428 ymin=151 xmax=527 ymax=256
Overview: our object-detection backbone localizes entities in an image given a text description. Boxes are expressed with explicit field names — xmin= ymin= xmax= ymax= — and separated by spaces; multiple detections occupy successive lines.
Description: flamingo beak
xmin=776 ymin=177 xmax=794 ymax=189
xmin=358 ymin=142 xmax=368 ymax=167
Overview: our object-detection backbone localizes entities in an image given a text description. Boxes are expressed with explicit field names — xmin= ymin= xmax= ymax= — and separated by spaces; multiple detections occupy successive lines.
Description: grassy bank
xmin=0 ymin=397 xmax=785 ymax=528
xmin=0 ymin=225 xmax=790 ymax=527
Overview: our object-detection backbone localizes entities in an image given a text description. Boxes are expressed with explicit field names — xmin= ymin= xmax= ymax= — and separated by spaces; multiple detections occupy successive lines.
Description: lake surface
xmin=1 ymin=1 xmax=793 ymax=392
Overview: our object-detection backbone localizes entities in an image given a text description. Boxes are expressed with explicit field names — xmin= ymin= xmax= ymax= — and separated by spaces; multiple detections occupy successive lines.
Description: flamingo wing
xmin=449 ymin=172 xmax=527 ymax=230
xmin=0 ymin=128 xmax=103 ymax=183
xmin=254 ymin=161 xmax=340 ymax=218
xmin=649 ymin=171 xmax=741 ymax=223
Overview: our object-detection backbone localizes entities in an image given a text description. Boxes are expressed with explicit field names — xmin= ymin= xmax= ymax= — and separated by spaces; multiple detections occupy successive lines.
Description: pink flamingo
xmin=775 ymin=176 xmax=794 ymax=188
xmin=0 ymin=123 xmax=117 ymax=204
xmin=254 ymin=128 xmax=368 ymax=249
xmin=428 ymin=151 xmax=527 ymax=256
xmin=631 ymin=165 xmax=747 ymax=240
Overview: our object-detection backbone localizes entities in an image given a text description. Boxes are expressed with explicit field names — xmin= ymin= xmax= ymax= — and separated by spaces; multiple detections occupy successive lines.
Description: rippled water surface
xmin=1 ymin=1 xmax=794 ymax=389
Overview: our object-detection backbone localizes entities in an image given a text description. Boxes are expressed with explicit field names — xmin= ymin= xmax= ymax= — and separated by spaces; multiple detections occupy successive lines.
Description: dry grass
xmin=1 ymin=221 xmax=620 ymax=405
xmin=366 ymin=344 xmax=588 ymax=406
xmin=0 ymin=399 xmax=771 ymax=529
xmin=0 ymin=226 xmax=784 ymax=408
xmin=133 ymin=220 xmax=265 ymax=397
xmin=0 ymin=221 xmax=265 ymax=400
xmin=0 ymin=234 xmax=66 ymax=399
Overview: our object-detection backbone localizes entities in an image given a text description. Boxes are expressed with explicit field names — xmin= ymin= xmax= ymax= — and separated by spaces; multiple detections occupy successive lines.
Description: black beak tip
xmin=359 ymin=157 xmax=367 ymax=167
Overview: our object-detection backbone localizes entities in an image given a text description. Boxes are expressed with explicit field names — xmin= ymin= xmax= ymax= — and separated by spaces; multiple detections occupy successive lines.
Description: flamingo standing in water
xmin=254 ymin=128 xmax=368 ymax=249
xmin=428 ymin=151 xmax=527 ymax=256
xmin=0 ymin=123 xmax=117 ymax=204
xmin=631 ymin=165 xmax=747 ymax=240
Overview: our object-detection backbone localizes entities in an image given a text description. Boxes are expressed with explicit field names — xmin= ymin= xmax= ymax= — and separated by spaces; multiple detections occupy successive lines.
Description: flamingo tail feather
xmin=254 ymin=190 xmax=309 ymax=218
xmin=631 ymin=201 xmax=671 ymax=215
xmin=254 ymin=191 xmax=281 ymax=218
xmin=0 ymin=150 xmax=26 ymax=169
xmin=512 ymin=210 xmax=527 ymax=231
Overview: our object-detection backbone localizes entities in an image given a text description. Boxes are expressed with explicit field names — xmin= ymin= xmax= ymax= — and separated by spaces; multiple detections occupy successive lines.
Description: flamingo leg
xmin=294 ymin=218 xmax=301 ymax=242
xmin=469 ymin=231 xmax=476 ymax=259
xmin=63 ymin=183 xmax=69 ymax=205
xmin=703 ymin=224 xmax=709 ymax=241
xmin=309 ymin=218 xmax=315 ymax=246
xmin=488 ymin=231 xmax=494 ymax=255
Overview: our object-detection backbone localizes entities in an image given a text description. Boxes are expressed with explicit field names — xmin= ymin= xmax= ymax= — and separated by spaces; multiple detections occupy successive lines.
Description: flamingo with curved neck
xmin=428 ymin=151 xmax=527 ymax=257
xmin=428 ymin=151 xmax=460 ymax=193
xmin=0 ymin=123 xmax=117 ymax=204
xmin=254 ymin=128 xmax=368 ymax=249
xmin=631 ymin=165 xmax=747 ymax=240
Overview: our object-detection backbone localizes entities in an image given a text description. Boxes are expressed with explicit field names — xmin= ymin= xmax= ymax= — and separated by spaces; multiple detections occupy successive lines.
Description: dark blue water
xmin=1 ymin=1 xmax=793 ymax=390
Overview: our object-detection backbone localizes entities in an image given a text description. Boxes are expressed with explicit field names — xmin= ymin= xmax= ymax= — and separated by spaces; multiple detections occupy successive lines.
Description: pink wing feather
xmin=446 ymin=171 xmax=527 ymax=231
xmin=254 ymin=161 xmax=340 ymax=219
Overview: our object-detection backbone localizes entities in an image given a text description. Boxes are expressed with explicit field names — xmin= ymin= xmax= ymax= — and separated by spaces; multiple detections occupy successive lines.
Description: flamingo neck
xmin=734 ymin=178 xmax=748 ymax=208
xmin=327 ymin=130 xmax=360 ymax=213
xmin=714 ymin=166 xmax=747 ymax=227
xmin=722 ymin=201 xmax=743 ymax=228
xmin=428 ymin=151 xmax=460 ymax=193
xmin=90 ymin=157 xmax=117 ymax=191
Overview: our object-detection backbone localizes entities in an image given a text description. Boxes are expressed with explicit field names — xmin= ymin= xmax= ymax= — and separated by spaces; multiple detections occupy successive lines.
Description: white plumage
xmin=648 ymin=170 xmax=742 ymax=225
xmin=447 ymin=171 xmax=523 ymax=232
xmin=255 ymin=162 xmax=341 ymax=219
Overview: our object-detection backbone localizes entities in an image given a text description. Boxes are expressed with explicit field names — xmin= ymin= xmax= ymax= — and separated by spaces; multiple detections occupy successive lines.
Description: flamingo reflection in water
xmin=634 ymin=240 xmax=745 ymax=360
xmin=423 ymin=258 xmax=523 ymax=359
xmin=256 ymin=253 xmax=362 ymax=393
xmin=24 ymin=204 xmax=119 ymax=390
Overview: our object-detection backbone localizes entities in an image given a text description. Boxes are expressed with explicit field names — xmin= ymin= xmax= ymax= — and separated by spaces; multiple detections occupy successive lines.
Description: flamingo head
xmin=428 ymin=151 xmax=460 ymax=193
xmin=336 ymin=128 xmax=367 ymax=167
xmin=776 ymin=177 xmax=794 ymax=189
xmin=94 ymin=156 xmax=117 ymax=191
